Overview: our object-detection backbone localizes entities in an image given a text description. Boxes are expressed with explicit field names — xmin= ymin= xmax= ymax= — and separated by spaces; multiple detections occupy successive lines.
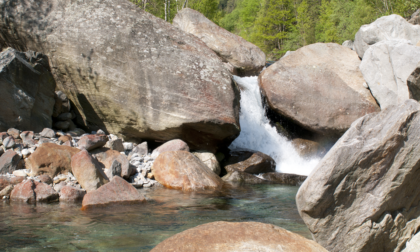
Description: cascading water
xmin=229 ymin=75 xmax=319 ymax=176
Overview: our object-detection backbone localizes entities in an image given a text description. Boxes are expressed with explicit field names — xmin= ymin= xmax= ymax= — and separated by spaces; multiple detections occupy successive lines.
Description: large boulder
xmin=152 ymin=151 xmax=224 ymax=191
xmin=354 ymin=14 xmax=420 ymax=58
xmin=259 ymin=43 xmax=379 ymax=137
xmin=224 ymin=151 xmax=276 ymax=174
xmin=0 ymin=48 xmax=55 ymax=132
xmin=173 ymin=8 xmax=265 ymax=76
xmin=28 ymin=143 xmax=80 ymax=177
xmin=296 ymin=99 xmax=420 ymax=252
xmin=360 ymin=40 xmax=420 ymax=109
xmin=59 ymin=186 xmax=86 ymax=202
xmin=10 ymin=179 xmax=58 ymax=203
xmin=151 ymin=221 xmax=327 ymax=252
xmin=0 ymin=0 xmax=240 ymax=153
xmin=81 ymin=176 xmax=145 ymax=210
xmin=71 ymin=149 xmax=109 ymax=192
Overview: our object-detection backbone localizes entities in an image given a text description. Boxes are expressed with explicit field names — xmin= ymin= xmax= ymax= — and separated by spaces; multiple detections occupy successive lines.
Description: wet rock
xmin=10 ymin=179 xmax=58 ymax=203
xmin=260 ymin=43 xmax=379 ymax=137
xmin=81 ymin=176 xmax=145 ymax=210
xmin=151 ymin=221 xmax=327 ymax=252
xmin=151 ymin=139 xmax=190 ymax=159
xmin=291 ymin=138 xmax=326 ymax=158
xmin=106 ymin=139 xmax=124 ymax=152
xmin=260 ymin=172 xmax=307 ymax=186
xmin=360 ymin=39 xmax=420 ymax=109
xmin=152 ymin=151 xmax=223 ymax=191
xmin=173 ymin=8 xmax=265 ymax=76
xmin=59 ymin=186 xmax=86 ymax=202
xmin=222 ymin=171 xmax=268 ymax=184
xmin=28 ymin=143 xmax=80 ymax=177
xmin=193 ymin=151 xmax=221 ymax=175
xmin=0 ymin=150 xmax=21 ymax=174
xmin=0 ymin=0 xmax=240 ymax=153
xmin=92 ymin=148 xmax=134 ymax=179
xmin=296 ymin=100 xmax=420 ymax=252
xmin=0 ymin=48 xmax=56 ymax=132
xmin=78 ymin=134 xmax=108 ymax=151
xmin=7 ymin=128 xmax=19 ymax=139
xmin=354 ymin=14 xmax=420 ymax=58
xmin=224 ymin=151 xmax=275 ymax=174
xmin=71 ymin=149 xmax=109 ymax=192
xmin=40 ymin=128 xmax=56 ymax=138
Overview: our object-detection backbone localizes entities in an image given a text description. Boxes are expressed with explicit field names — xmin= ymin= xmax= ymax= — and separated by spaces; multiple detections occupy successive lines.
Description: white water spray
xmin=229 ymin=76 xmax=319 ymax=176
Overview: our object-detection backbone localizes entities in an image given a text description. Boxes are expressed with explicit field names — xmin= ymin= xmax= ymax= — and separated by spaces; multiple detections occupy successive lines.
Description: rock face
xmin=193 ymin=151 xmax=221 ymax=175
xmin=152 ymin=151 xmax=223 ymax=191
xmin=28 ymin=143 xmax=80 ymax=177
xmin=224 ymin=151 xmax=276 ymax=174
xmin=360 ymin=40 xmax=420 ymax=109
xmin=173 ymin=8 xmax=265 ymax=76
xmin=259 ymin=43 xmax=379 ymax=137
xmin=81 ymin=176 xmax=145 ymax=210
xmin=151 ymin=139 xmax=190 ymax=159
xmin=0 ymin=0 xmax=240 ymax=153
xmin=10 ymin=179 xmax=58 ymax=203
xmin=0 ymin=150 xmax=21 ymax=174
xmin=0 ymin=48 xmax=56 ymax=132
xmin=151 ymin=221 xmax=327 ymax=252
xmin=71 ymin=150 xmax=109 ymax=192
xmin=296 ymin=100 xmax=420 ymax=252
xmin=354 ymin=14 xmax=420 ymax=58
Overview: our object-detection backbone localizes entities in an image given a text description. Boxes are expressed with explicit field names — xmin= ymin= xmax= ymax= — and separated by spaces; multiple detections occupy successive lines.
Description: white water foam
xmin=229 ymin=75 xmax=319 ymax=176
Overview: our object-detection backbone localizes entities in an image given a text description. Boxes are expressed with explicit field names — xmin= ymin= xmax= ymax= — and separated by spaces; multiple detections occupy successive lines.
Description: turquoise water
xmin=0 ymin=184 xmax=310 ymax=251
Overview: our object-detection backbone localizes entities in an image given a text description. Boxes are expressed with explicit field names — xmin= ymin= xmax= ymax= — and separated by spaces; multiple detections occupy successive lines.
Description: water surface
xmin=0 ymin=184 xmax=310 ymax=251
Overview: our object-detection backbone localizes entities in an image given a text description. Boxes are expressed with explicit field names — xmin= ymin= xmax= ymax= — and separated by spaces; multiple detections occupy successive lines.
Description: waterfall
xmin=229 ymin=75 xmax=319 ymax=176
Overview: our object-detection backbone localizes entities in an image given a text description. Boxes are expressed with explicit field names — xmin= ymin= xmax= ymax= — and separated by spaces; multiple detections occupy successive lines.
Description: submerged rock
xmin=296 ymin=99 xmax=420 ymax=252
xmin=151 ymin=221 xmax=327 ymax=252
xmin=0 ymin=48 xmax=56 ymax=132
xmin=0 ymin=0 xmax=240 ymax=152
xmin=354 ymin=14 xmax=420 ymax=58
xmin=152 ymin=151 xmax=223 ymax=191
xmin=259 ymin=43 xmax=379 ymax=137
xmin=81 ymin=176 xmax=145 ymax=210
xmin=173 ymin=8 xmax=265 ymax=76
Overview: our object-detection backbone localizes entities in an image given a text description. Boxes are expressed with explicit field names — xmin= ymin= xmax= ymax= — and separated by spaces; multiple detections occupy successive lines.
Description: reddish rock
xmin=58 ymin=135 xmax=72 ymax=143
xmin=151 ymin=139 xmax=190 ymax=159
xmin=92 ymin=148 xmax=134 ymax=179
xmin=63 ymin=140 xmax=73 ymax=147
xmin=78 ymin=134 xmax=108 ymax=151
xmin=224 ymin=151 xmax=276 ymax=174
xmin=28 ymin=143 xmax=80 ymax=177
xmin=59 ymin=186 xmax=86 ymax=201
xmin=81 ymin=176 xmax=145 ymax=210
xmin=151 ymin=221 xmax=327 ymax=252
xmin=0 ymin=176 xmax=25 ymax=191
xmin=71 ymin=149 xmax=109 ymax=192
xmin=152 ymin=151 xmax=223 ymax=191
xmin=0 ymin=150 xmax=21 ymax=174
xmin=38 ymin=175 xmax=53 ymax=184
xmin=10 ymin=179 xmax=58 ymax=202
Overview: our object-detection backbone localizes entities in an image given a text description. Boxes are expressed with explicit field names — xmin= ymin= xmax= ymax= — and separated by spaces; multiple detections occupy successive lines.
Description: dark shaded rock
xmin=71 ymin=149 xmax=109 ymax=192
xmin=28 ymin=143 xmax=80 ymax=177
xmin=0 ymin=48 xmax=55 ymax=132
xmin=0 ymin=150 xmax=21 ymax=174
xmin=38 ymin=174 xmax=53 ymax=185
xmin=81 ymin=176 xmax=145 ymax=210
xmin=222 ymin=171 xmax=268 ymax=184
xmin=152 ymin=151 xmax=223 ymax=191
xmin=151 ymin=221 xmax=327 ymax=252
xmin=260 ymin=172 xmax=306 ymax=186
xmin=0 ymin=0 xmax=240 ymax=153
xmin=224 ymin=151 xmax=275 ymax=174
xmin=78 ymin=134 xmax=108 ymax=151
xmin=296 ymin=100 xmax=420 ymax=252
xmin=39 ymin=128 xmax=55 ymax=138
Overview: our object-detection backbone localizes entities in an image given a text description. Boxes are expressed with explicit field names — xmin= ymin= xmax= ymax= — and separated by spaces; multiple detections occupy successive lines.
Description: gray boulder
xmin=259 ymin=43 xmax=379 ymax=137
xmin=0 ymin=0 xmax=240 ymax=153
xmin=0 ymin=48 xmax=55 ymax=132
xmin=296 ymin=99 xmax=420 ymax=252
xmin=173 ymin=8 xmax=265 ymax=76
xmin=354 ymin=14 xmax=420 ymax=58
xmin=360 ymin=39 xmax=420 ymax=109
